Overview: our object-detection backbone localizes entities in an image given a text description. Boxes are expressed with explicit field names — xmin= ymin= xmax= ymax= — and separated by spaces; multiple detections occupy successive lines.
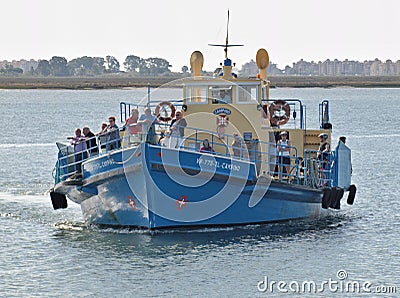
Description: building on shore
xmin=240 ymin=58 xmax=400 ymax=76
xmin=0 ymin=59 xmax=38 ymax=73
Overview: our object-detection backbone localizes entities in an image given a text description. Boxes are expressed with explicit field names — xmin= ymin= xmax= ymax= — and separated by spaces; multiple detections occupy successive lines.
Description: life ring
xmin=269 ymin=100 xmax=290 ymax=126
xmin=155 ymin=101 xmax=176 ymax=122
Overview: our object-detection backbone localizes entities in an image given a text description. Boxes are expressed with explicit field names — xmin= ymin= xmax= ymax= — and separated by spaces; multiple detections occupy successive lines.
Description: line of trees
xmin=1 ymin=55 xmax=175 ymax=76
xmin=38 ymin=55 xmax=172 ymax=76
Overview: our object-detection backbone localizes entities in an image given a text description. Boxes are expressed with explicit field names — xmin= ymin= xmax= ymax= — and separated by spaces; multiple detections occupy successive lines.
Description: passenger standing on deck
xmin=96 ymin=122 xmax=108 ymax=151
xmin=124 ymin=108 xmax=141 ymax=135
xmin=106 ymin=116 xmax=120 ymax=150
xmin=317 ymin=133 xmax=330 ymax=167
xmin=68 ymin=128 xmax=87 ymax=173
xmin=82 ymin=126 xmax=98 ymax=156
xmin=318 ymin=133 xmax=331 ymax=185
xmin=231 ymin=133 xmax=248 ymax=159
xmin=277 ymin=131 xmax=291 ymax=180
xmin=168 ymin=110 xmax=187 ymax=148
xmin=138 ymin=107 xmax=158 ymax=144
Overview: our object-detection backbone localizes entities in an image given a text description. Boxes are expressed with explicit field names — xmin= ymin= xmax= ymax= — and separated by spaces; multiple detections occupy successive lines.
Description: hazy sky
xmin=1 ymin=0 xmax=399 ymax=71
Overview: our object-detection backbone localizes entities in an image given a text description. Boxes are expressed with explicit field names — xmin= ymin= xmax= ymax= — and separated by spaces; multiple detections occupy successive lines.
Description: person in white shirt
xmin=168 ymin=111 xmax=187 ymax=148
xmin=217 ymin=89 xmax=231 ymax=103
xmin=276 ymin=131 xmax=291 ymax=180
xmin=68 ymin=128 xmax=88 ymax=173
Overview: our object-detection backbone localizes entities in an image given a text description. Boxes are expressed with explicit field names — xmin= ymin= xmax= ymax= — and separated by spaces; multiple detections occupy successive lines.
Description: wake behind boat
xmin=50 ymin=26 xmax=356 ymax=230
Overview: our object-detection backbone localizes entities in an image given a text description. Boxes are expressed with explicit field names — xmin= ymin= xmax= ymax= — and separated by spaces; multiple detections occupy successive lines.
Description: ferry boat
xmin=50 ymin=36 xmax=356 ymax=230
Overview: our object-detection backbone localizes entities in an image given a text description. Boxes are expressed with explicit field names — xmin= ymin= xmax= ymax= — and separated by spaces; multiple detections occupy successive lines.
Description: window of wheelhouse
xmin=185 ymin=86 xmax=207 ymax=104
xmin=210 ymin=86 xmax=234 ymax=104
xmin=237 ymin=85 xmax=258 ymax=103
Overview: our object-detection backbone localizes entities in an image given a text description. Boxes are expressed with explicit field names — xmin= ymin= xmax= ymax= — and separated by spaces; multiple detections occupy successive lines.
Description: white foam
xmin=0 ymin=143 xmax=54 ymax=149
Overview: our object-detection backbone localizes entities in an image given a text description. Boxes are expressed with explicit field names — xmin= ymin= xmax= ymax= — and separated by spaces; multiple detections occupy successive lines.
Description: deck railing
xmin=303 ymin=149 xmax=334 ymax=188
xmin=54 ymin=123 xmax=333 ymax=189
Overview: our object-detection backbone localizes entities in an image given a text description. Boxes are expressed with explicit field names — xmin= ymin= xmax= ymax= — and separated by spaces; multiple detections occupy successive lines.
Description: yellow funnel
xmin=190 ymin=51 xmax=204 ymax=77
xmin=256 ymin=48 xmax=269 ymax=80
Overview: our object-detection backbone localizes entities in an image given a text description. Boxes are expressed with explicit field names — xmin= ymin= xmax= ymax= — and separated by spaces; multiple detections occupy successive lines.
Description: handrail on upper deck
xmin=54 ymin=131 xmax=126 ymax=182
xmin=120 ymin=100 xmax=184 ymax=123
xmin=319 ymin=100 xmax=331 ymax=129
xmin=171 ymin=125 xmax=302 ymax=183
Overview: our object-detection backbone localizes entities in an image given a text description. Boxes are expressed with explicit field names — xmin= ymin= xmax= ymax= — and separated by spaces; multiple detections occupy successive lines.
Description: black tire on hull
xmin=50 ymin=190 xmax=68 ymax=210
xmin=347 ymin=184 xmax=357 ymax=205
xmin=328 ymin=187 xmax=338 ymax=209
xmin=330 ymin=187 xmax=344 ymax=210
xmin=321 ymin=188 xmax=331 ymax=209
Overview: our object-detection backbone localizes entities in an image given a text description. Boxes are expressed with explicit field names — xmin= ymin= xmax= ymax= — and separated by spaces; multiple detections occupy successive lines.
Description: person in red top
xmin=199 ymin=139 xmax=215 ymax=154
xmin=124 ymin=108 xmax=142 ymax=135
xmin=96 ymin=122 xmax=108 ymax=150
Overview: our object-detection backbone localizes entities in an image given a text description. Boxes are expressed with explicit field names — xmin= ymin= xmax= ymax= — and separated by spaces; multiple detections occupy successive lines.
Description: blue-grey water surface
xmin=0 ymin=87 xmax=399 ymax=297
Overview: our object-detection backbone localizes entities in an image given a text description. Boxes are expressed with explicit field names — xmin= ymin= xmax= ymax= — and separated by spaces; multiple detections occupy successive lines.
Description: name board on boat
xmin=243 ymin=132 xmax=252 ymax=141
xmin=196 ymin=157 xmax=241 ymax=172
xmin=84 ymin=158 xmax=116 ymax=173
xmin=213 ymin=108 xmax=232 ymax=115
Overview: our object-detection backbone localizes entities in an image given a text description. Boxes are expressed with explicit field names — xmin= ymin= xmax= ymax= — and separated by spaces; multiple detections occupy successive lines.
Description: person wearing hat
xmin=317 ymin=133 xmax=330 ymax=160
xmin=317 ymin=133 xmax=331 ymax=175
xmin=277 ymin=131 xmax=291 ymax=180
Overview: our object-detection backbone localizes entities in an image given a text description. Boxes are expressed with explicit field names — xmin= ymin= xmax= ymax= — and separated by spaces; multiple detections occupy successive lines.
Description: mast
xmin=208 ymin=10 xmax=243 ymax=79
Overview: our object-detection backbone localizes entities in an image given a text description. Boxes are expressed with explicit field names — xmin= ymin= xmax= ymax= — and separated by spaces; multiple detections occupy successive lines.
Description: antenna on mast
xmin=209 ymin=10 xmax=243 ymax=60
xmin=225 ymin=10 xmax=230 ymax=58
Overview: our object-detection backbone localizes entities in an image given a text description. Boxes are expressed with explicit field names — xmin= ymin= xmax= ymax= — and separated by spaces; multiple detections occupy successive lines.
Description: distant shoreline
xmin=1 ymin=75 xmax=400 ymax=89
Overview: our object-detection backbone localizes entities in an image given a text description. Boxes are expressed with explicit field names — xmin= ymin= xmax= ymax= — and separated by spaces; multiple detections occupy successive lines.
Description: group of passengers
xmin=68 ymin=106 xmax=339 ymax=180
xmin=161 ymin=110 xmax=188 ymax=148
xmin=85 ymin=116 xmax=121 ymax=153
xmin=197 ymin=133 xmax=248 ymax=158
xmin=68 ymin=116 xmax=121 ymax=173
xmin=118 ymin=107 xmax=247 ymax=158
xmin=125 ymin=107 xmax=158 ymax=143
xmin=274 ymin=131 xmax=333 ymax=181
xmin=69 ymin=107 xmax=189 ymax=169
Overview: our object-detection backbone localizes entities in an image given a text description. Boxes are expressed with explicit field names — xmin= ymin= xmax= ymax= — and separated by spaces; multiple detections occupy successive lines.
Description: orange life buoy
xmin=269 ymin=100 xmax=290 ymax=126
xmin=155 ymin=101 xmax=176 ymax=122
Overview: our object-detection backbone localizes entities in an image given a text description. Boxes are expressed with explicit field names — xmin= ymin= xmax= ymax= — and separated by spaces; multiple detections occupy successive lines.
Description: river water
xmin=0 ymin=87 xmax=399 ymax=297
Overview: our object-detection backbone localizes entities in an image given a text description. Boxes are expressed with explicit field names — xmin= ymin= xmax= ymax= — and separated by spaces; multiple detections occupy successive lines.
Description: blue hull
xmin=57 ymin=144 xmax=323 ymax=229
